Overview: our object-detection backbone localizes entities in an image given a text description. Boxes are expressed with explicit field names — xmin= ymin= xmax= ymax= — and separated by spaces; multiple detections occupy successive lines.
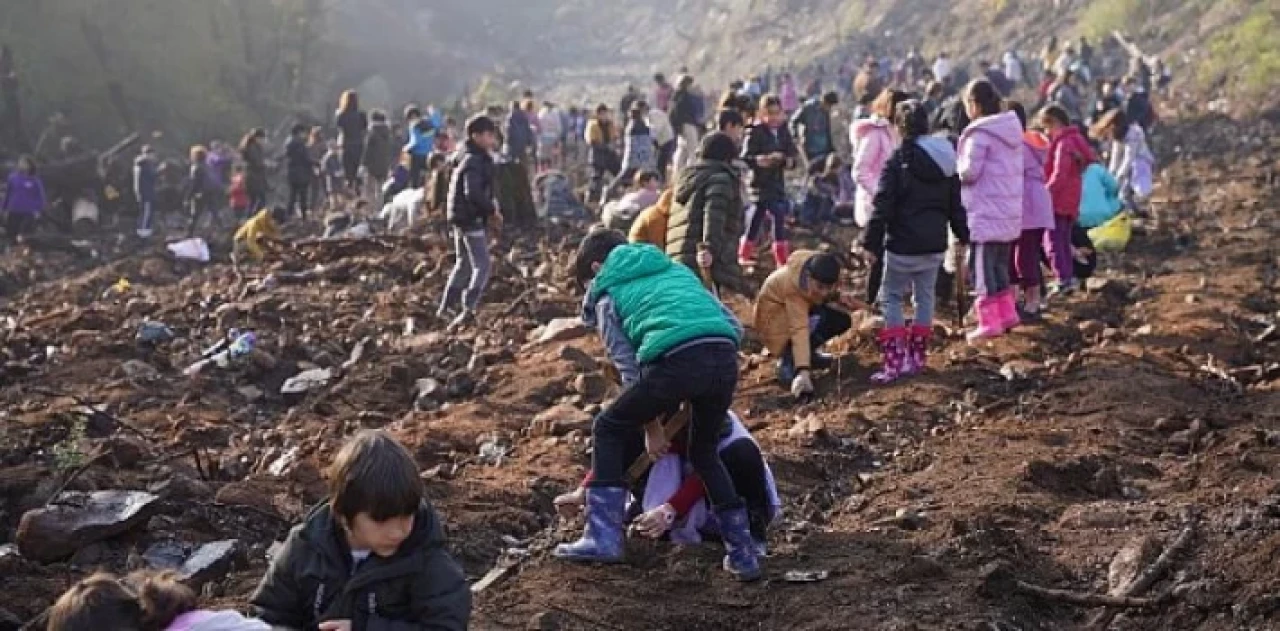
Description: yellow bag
xmin=1088 ymin=212 xmax=1132 ymax=253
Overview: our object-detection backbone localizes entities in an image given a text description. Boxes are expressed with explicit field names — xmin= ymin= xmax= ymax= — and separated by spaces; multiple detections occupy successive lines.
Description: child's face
xmin=345 ymin=512 xmax=414 ymax=557
xmin=724 ymin=123 xmax=744 ymax=145
xmin=763 ymin=104 xmax=784 ymax=128
xmin=473 ymin=130 xmax=498 ymax=151
xmin=643 ymin=179 xmax=658 ymax=192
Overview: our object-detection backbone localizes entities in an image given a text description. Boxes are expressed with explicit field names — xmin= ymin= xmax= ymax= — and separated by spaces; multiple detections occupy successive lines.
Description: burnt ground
xmin=0 ymin=112 xmax=1277 ymax=631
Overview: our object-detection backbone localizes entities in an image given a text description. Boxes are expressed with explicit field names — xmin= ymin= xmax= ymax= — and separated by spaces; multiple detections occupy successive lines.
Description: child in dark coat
xmin=250 ymin=430 xmax=470 ymax=631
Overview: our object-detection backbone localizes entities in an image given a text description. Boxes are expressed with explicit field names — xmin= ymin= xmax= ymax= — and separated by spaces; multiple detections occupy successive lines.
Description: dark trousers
xmin=746 ymin=198 xmax=790 ymax=243
xmin=409 ymin=153 xmax=429 ymax=189
xmin=866 ymin=242 xmax=885 ymax=305
xmin=6 ymin=213 xmax=35 ymax=237
xmin=288 ymin=180 xmax=310 ymax=219
xmin=656 ymin=141 xmax=676 ymax=180
xmin=590 ymin=343 xmax=743 ymax=510
xmin=781 ymin=304 xmax=852 ymax=374
xmin=187 ymin=197 xmax=214 ymax=237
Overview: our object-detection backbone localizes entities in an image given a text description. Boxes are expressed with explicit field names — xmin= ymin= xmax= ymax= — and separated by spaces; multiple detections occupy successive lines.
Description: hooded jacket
xmin=1078 ymin=162 xmax=1122 ymax=228
xmin=1045 ymin=125 xmax=1095 ymax=220
xmin=286 ymin=136 xmax=315 ymax=185
xmin=363 ymin=122 xmax=395 ymax=180
xmin=249 ymin=502 xmax=470 ymax=631
xmin=850 ymin=116 xmax=898 ymax=228
xmin=861 ymin=136 xmax=970 ymax=256
xmin=664 ymin=159 xmax=752 ymax=297
xmin=957 ymin=111 xmax=1024 ymax=243
xmin=1020 ymin=133 xmax=1057 ymax=231
xmin=741 ymin=123 xmax=798 ymax=203
xmin=790 ymin=99 xmax=833 ymax=160
xmin=446 ymin=140 xmax=497 ymax=231
xmin=753 ymin=250 xmax=835 ymax=371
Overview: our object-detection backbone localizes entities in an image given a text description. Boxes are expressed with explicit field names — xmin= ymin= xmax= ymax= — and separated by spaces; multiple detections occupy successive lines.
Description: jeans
xmin=865 ymin=241 xmax=885 ymax=305
xmin=970 ymin=241 xmax=1013 ymax=298
xmin=288 ymin=179 xmax=310 ymax=219
xmin=137 ymin=200 xmax=154 ymax=235
xmin=656 ymin=140 xmax=676 ymax=181
xmin=442 ymin=228 xmax=491 ymax=312
xmin=1045 ymin=216 xmax=1075 ymax=285
xmin=590 ymin=342 xmax=743 ymax=510
xmin=409 ymin=153 xmax=429 ymax=189
xmin=745 ymin=198 xmax=789 ymax=243
xmin=879 ymin=252 xmax=944 ymax=328
xmin=1010 ymin=228 xmax=1045 ymax=288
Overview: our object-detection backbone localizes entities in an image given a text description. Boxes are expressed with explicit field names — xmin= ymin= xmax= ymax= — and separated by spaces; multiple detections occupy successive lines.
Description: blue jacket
xmin=504 ymin=109 xmax=535 ymax=157
xmin=1078 ymin=163 xmax=1122 ymax=229
xmin=405 ymin=119 xmax=436 ymax=156
xmin=3 ymin=171 xmax=46 ymax=215
xmin=133 ymin=156 xmax=157 ymax=204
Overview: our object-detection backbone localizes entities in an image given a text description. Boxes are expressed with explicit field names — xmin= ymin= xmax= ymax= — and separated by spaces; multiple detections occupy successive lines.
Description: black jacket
xmin=250 ymin=501 xmax=470 ymax=631
xmin=861 ymin=137 xmax=970 ymax=256
xmin=286 ymin=137 xmax=315 ymax=185
xmin=669 ymin=89 xmax=697 ymax=130
xmin=446 ymin=140 xmax=497 ymax=231
xmin=363 ymin=123 xmax=395 ymax=180
xmin=665 ymin=159 xmax=753 ymax=298
xmin=741 ymin=123 xmax=797 ymax=203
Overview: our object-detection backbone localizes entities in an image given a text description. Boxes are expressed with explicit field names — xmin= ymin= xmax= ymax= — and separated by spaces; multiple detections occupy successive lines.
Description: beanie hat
xmin=697 ymin=132 xmax=738 ymax=162
xmin=805 ymin=253 xmax=841 ymax=285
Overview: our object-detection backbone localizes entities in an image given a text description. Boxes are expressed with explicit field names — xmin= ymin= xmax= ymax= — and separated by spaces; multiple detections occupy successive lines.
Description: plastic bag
xmin=1088 ymin=212 xmax=1132 ymax=253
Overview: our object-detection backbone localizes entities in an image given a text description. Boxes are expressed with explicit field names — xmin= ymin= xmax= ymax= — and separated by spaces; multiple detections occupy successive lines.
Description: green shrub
xmin=1199 ymin=5 xmax=1280 ymax=100
xmin=1076 ymin=0 xmax=1146 ymax=40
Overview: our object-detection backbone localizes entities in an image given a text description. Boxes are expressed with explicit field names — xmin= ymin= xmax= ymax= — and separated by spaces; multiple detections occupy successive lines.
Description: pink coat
xmin=780 ymin=81 xmax=800 ymax=113
xmin=1020 ymin=136 xmax=1056 ymax=231
xmin=850 ymin=116 xmax=897 ymax=228
xmin=957 ymin=110 xmax=1024 ymax=243
xmin=1045 ymin=125 xmax=1095 ymax=220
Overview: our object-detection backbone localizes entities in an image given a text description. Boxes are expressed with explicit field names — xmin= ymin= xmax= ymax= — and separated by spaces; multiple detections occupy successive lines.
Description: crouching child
xmin=233 ymin=206 xmax=289 ymax=268
xmin=558 ymin=229 xmax=762 ymax=581
xmin=250 ymin=430 xmax=471 ymax=630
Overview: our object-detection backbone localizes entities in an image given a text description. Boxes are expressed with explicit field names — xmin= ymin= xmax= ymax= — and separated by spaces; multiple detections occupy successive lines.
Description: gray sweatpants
xmin=442 ymin=228 xmax=491 ymax=312
xmin=879 ymin=252 xmax=945 ymax=328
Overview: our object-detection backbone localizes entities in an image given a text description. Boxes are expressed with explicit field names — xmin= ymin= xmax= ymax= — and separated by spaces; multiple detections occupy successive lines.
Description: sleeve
xmin=784 ymin=292 xmax=812 ymax=370
xmin=861 ymin=152 xmax=900 ymax=251
xmin=702 ymin=177 xmax=730 ymax=249
xmin=403 ymin=546 xmax=472 ymax=631
xmin=741 ymin=126 xmax=762 ymax=161
xmin=789 ymin=106 xmax=806 ymax=139
xmin=1116 ymin=135 xmax=1137 ymax=183
xmin=597 ymin=296 xmax=642 ymax=386
xmin=461 ymin=158 xmax=497 ymax=218
xmin=666 ymin=473 xmax=706 ymax=517
xmin=956 ymin=133 xmax=986 ymax=184
xmin=248 ymin=532 xmax=310 ymax=629
xmin=852 ymin=130 xmax=882 ymax=192
xmin=947 ymin=175 xmax=971 ymax=245
xmin=1044 ymin=140 xmax=1069 ymax=199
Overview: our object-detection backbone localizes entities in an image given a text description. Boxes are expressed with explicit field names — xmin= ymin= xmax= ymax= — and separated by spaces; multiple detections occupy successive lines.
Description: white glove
xmin=635 ymin=503 xmax=677 ymax=538
xmin=791 ymin=371 xmax=814 ymax=397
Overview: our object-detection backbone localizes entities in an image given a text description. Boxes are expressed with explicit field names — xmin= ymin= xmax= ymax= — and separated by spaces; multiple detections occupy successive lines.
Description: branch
xmin=1086 ymin=523 xmax=1197 ymax=630
xmin=980 ymin=561 xmax=1164 ymax=609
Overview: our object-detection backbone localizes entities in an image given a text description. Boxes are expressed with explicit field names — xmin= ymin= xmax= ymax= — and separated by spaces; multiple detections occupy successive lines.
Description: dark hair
xmin=822 ymin=91 xmax=840 ymax=106
xmin=654 ymin=73 xmax=666 ymax=83
xmin=404 ymin=105 xmax=422 ymax=121
xmin=428 ymin=152 xmax=446 ymax=169
xmin=595 ymin=103 xmax=610 ymax=114
xmin=48 ymin=571 xmax=197 ymax=631
xmin=17 ymin=154 xmax=36 ymax=175
xmin=894 ymin=100 xmax=930 ymax=140
xmin=872 ymin=89 xmax=911 ymax=119
xmin=1090 ymin=108 xmax=1130 ymax=141
xmin=717 ymin=108 xmax=745 ymax=131
xmin=804 ymin=252 xmax=842 ymax=286
xmin=327 ymin=430 xmax=423 ymax=522
xmin=718 ymin=90 xmax=739 ymax=111
xmin=635 ymin=170 xmax=659 ymax=187
xmin=338 ymin=90 xmax=359 ymax=114
xmin=465 ymin=115 xmax=497 ymax=138
xmin=761 ymin=94 xmax=782 ymax=110
xmin=1039 ymin=104 xmax=1071 ymax=128
xmin=290 ymin=123 xmax=308 ymax=136
xmin=965 ymin=80 xmax=1002 ymax=117
xmin=573 ymin=227 xmax=628 ymax=288
xmin=370 ymin=109 xmax=387 ymax=123
xmin=1004 ymin=99 xmax=1028 ymax=129
xmin=698 ymin=131 xmax=739 ymax=162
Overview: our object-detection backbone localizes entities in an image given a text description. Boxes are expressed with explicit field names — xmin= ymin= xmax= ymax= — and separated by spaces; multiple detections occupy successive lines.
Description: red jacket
xmin=1044 ymin=125 xmax=1095 ymax=220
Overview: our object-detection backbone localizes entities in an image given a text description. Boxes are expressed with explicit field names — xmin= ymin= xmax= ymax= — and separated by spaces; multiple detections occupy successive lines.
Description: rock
xmin=1023 ymin=455 xmax=1123 ymax=498
xmin=135 ymin=320 xmax=175 ymax=343
xmin=16 ymin=490 xmax=161 ymax=562
xmin=103 ymin=436 xmax=151 ymax=468
xmin=415 ymin=378 xmax=444 ymax=405
xmin=526 ymin=611 xmax=562 ymax=631
xmin=69 ymin=541 xmax=106 ymax=567
xmin=1085 ymin=277 xmax=1129 ymax=297
xmin=236 ymin=385 xmax=264 ymax=402
xmin=445 ymin=371 xmax=476 ymax=398
xmin=558 ymin=345 xmax=598 ymax=372
xmin=1057 ymin=503 xmax=1134 ymax=530
xmin=214 ymin=480 xmax=277 ymax=513
xmin=1134 ymin=324 xmax=1154 ymax=337
xmin=1107 ymin=535 xmax=1159 ymax=594
xmin=280 ymin=368 xmax=331 ymax=395
xmin=142 ymin=540 xmax=188 ymax=570
xmin=1078 ymin=320 xmax=1106 ymax=338
xmin=531 ymin=404 xmax=592 ymax=437
xmin=121 ymin=359 xmax=161 ymax=382
xmin=0 ymin=544 xmax=25 ymax=575
xmin=999 ymin=360 xmax=1041 ymax=381
xmin=147 ymin=473 xmax=213 ymax=501
xmin=1153 ymin=417 xmax=1190 ymax=433
xmin=534 ymin=318 xmax=589 ymax=344
xmin=571 ymin=373 xmax=609 ymax=400
xmin=180 ymin=539 xmax=240 ymax=588
xmin=788 ymin=415 xmax=827 ymax=441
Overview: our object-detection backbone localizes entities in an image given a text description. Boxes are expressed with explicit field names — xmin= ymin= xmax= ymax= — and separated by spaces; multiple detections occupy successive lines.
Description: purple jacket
xmin=3 ymin=171 xmax=46 ymax=216
xmin=957 ymin=111 xmax=1023 ymax=243
xmin=1020 ymin=137 xmax=1056 ymax=231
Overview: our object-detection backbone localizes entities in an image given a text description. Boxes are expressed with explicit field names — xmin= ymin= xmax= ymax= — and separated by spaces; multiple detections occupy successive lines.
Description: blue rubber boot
xmin=716 ymin=506 xmax=762 ymax=582
xmin=554 ymin=486 xmax=626 ymax=563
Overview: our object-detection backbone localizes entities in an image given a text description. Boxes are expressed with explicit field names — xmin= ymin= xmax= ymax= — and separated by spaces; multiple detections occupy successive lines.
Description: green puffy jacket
xmin=589 ymin=243 xmax=740 ymax=363
xmin=664 ymin=159 xmax=753 ymax=298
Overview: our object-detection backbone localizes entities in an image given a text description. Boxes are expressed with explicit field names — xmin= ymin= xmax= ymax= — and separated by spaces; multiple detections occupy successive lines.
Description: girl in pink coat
xmin=957 ymin=80 xmax=1025 ymax=342
xmin=1041 ymin=104 xmax=1096 ymax=295
xmin=1007 ymin=101 xmax=1057 ymax=320
xmin=851 ymin=89 xmax=910 ymax=303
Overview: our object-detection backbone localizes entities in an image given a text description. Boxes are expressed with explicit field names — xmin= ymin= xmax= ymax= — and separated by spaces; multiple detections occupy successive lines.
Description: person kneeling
xmin=559 ymin=229 xmax=761 ymax=581
xmin=233 ymin=206 xmax=289 ymax=267
xmin=754 ymin=251 xmax=862 ymax=398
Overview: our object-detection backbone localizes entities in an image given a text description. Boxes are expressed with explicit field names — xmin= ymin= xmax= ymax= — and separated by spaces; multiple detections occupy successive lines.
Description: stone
xmin=1057 ymin=503 xmax=1134 ymax=530
xmin=788 ymin=415 xmax=827 ymax=441
xmin=214 ymin=480 xmax=277 ymax=513
xmin=527 ymin=611 xmax=562 ymax=631
xmin=558 ymin=345 xmax=598 ymax=372
xmin=142 ymin=540 xmax=188 ymax=570
xmin=530 ymin=404 xmax=592 ymax=437
xmin=69 ymin=542 xmax=106 ymax=567
xmin=1134 ymin=324 xmax=1155 ymax=337
xmin=103 ymin=436 xmax=151 ymax=468
xmin=1107 ymin=535 xmax=1159 ymax=594
xmin=534 ymin=318 xmax=589 ymax=344
xmin=180 ymin=539 xmax=240 ymax=588
xmin=280 ymin=368 xmax=332 ymax=394
xmin=1078 ymin=320 xmax=1106 ymax=338
xmin=1152 ymin=417 xmax=1190 ymax=434
xmin=236 ymin=385 xmax=265 ymax=402
xmin=120 ymin=359 xmax=161 ymax=382
xmin=148 ymin=473 xmax=213 ymax=502
xmin=415 ymin=378 xmax=444 ymax=408
xmin=571 ymin=373 xmax=609 ymax=400
xmin=445 ymin=372 xmax=476 ymax=398
xmin=16 ymin=490 xmax=161 ymax=562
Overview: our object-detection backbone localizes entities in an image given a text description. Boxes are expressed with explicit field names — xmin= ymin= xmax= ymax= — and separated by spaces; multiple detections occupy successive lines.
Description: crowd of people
xmin=15 ymin=32 xmax=1167 ymax=631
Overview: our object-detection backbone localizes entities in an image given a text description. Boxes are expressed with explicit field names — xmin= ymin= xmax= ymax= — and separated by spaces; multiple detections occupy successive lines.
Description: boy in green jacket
xmin=556 ymin=229 xmax=761 ymax=581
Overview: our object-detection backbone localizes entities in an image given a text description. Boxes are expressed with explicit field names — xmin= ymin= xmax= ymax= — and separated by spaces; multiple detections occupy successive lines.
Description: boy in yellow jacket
xmin=753 ymin=250 xmax=863 ymax=397
xmin=233 ymin=206 xmax=288 ymax=263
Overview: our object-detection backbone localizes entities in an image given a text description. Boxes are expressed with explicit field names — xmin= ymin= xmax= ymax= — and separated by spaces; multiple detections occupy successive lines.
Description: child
xmin=3 ymin=154 xmax=45 ymax=239
xmin=404 ymin=106 xmax=436 ymax=188
xmin=1092 ymin=108 xmax=1154 ymax=210
xmin=1040 ymin=104 xmax=1096 ymax=296
xmin=610 ymin=102 xmax=656 ymax=200
xmin=602 ymin=169 xmax=660 ymax=232
xmin=1078 ymin=159 xmax=1122 ymax=229
xmin=533 ymin=166 xmax=588 ymax=221
xmin=665 ymin=131 xmax=753 ymax=298
xmin=560 ymin=229 xmax=759 ymax=581
xmin=439 ymin=115 xmax=501 ymax=329
xmin=1006 ymin=101 xmax=1056 ymax=320
xmin=285 ymin=124 xmax=314 ymax=220
xmin=957 ymin=80 xmax=1025 ymax=342
xmin=754 ymin=250 xmax=859 ymax=395
xmin=382 ymin=152 xmax=411 ymax=205
xmin=740 ymin=94 xmax=800 ymax=267
xmin=228 ymin=166 xmax=250 ymax=219
xmin=798 ymin=154 xmax=842 ymax=226
xmin=233 ymin=206 xmax=288 ymax=264
xmin=184 ymin=145 xmax=216 ymax=237
xmin=321 ymin=141 xmax=344 ymax=212
xmin=851 ymin=89 xmax=911 ymax=303
xmin=250 ymin=430 xmax=470 ymax=630
xmin=861 ymin=100 xmax=970 ymax=383
xmin=48 ymin=570 xmax=268 ymax=631
xmin=133 ymin=146 xmax=158 ymax=238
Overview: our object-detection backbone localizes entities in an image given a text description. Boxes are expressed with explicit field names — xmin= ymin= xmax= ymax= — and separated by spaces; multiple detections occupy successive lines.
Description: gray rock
xmin=147 ymin=473 xmax=213 ymax=502
xmin=143 ymin=540 xmax=188 ymax=570
xmin=558 ymin=346 xmax=598 ymax=372
xmin=571 ymin=373 xmax=609 ymax=400
xmin=535 ymin=318 xmax=589 ymax=344
xmin=17 ymin=490 xmax=161 ymax=562
xmin=121 ymin=359 xmax=161 ymax=382
xmin=180 ymin=539 xmax=240 ymax=588
xmin=1107 ymin=535 xmax=1159 ymax=594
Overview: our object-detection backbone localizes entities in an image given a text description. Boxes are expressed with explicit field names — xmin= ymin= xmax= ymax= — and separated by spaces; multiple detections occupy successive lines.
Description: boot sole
xmin=553 ymin=550 xmax=625 ymax=564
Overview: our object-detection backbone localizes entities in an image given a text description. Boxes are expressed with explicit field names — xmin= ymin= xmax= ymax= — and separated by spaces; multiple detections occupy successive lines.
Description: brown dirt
xmin=0 ymin=112 xmax=1278 ymax=630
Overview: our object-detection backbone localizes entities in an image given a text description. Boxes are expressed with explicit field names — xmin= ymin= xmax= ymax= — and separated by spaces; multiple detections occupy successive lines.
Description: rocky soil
xmin=0 ymin=110 xmax=1277 ymax=631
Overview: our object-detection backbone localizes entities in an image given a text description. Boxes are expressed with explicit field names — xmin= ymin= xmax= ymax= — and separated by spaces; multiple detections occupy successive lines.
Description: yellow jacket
xmin=753 ymin=250 xmax=827 ymax=370
xmin=628 ymin=189 xmax=673 ymax=248
xmin=233 ymin=209 xmax=280 ymax=260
